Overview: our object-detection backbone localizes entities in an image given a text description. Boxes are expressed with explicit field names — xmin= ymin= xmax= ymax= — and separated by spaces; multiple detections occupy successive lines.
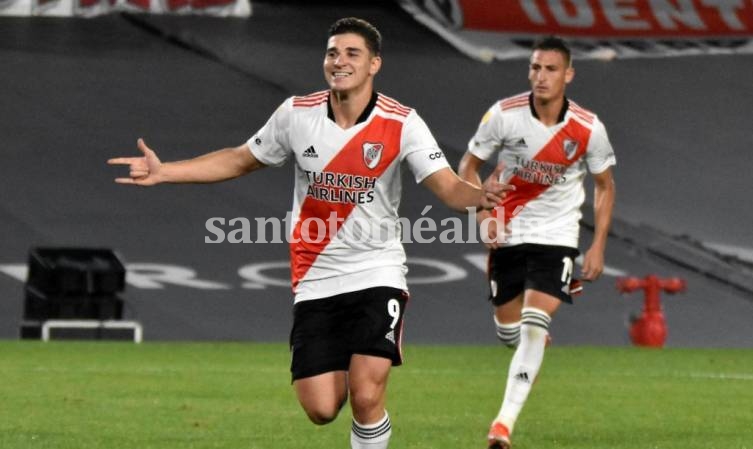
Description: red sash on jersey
xmin=290 ymin=116 xmax=403 ymax=290
xmin=496 ymin=118 xmax=592 ymax=224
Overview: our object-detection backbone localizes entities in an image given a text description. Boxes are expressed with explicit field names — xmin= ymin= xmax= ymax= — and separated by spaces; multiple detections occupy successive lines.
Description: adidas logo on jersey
xmin=514 ymin=371 xmax=531 ymax=383
xmin=513 ymin=137 xmax=527 ymax=148
xmin=385 ymin=330 xmax=395 ymax=344
xmin=302 ymin=145 xmax=318 ymax=158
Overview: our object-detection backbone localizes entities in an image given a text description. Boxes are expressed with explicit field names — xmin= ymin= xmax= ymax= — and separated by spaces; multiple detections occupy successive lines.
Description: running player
xmin=458 ymin=36 xmax=616 ymax=449
xmin=108 ymin=17 xmax=510 ymax=449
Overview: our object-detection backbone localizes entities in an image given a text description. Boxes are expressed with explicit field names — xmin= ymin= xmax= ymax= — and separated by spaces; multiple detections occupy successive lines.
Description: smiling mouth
xmin=332 ymin=72 xmax=351 ymax=79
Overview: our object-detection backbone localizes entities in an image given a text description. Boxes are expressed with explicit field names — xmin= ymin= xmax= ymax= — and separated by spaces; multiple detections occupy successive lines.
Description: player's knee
xmin=302 ymin=397 xmax=346 ymax=425
xmin=304 ymin=407 xmax=339 ymax=425
xmin=520 ymin=307 xmax=551 ymax=339
xmin=494 ymin=315 xmax=521 ymax=348
xmin=349 ymin=387 xmax=383 ymax=417
xmin=308 ymin=413 xmax=336 ymax=426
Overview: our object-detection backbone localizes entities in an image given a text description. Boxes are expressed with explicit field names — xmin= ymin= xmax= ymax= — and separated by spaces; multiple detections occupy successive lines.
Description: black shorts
xmin=488 ymin=243 xmax=580 ymax=305
xmin=289 ymin=286 xmax=409 ymax=381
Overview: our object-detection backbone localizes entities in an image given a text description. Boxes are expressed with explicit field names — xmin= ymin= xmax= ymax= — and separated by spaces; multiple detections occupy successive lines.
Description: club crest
xmin=563 ymin=139 xmax=579 ymax=160
xmin=363 ymin=142 xmax=384 ymax=169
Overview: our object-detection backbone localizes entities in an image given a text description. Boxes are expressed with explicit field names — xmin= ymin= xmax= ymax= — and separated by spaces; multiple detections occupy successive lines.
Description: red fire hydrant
xmin=617 ymin=275 xmax=686 ymax=348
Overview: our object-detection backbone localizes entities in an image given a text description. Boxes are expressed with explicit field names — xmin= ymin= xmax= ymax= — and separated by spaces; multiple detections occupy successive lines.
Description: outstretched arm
xmin=107 ymin=138 xmax=264 ymax=186
xmin=581 ymin=167 xmax=615 ymax=281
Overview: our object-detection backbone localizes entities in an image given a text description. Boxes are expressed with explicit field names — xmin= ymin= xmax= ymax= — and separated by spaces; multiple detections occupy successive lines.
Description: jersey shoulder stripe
xmin=293 ymin=90 xmax=329 ymax=108
xmin=500 ymin=92 xmax=530 ymax=111
xmin=569 ymin=101 xmax=595 ymax=125
xmin=376 ymin=93 xmax=412 ymax=117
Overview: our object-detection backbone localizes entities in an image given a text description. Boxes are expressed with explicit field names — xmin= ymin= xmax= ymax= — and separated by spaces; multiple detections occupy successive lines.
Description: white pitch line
xmin=680 ymin=372 xmax=753 ymax=381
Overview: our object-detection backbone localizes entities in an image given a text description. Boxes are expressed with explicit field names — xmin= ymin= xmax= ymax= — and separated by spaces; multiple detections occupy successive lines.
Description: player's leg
xmin=488 ymin=247 xmax=526 ymax=348
xmin=488 ymin=245 xmax=578 ymax=448
xmin=293 ymin=372 xmax=348 ymax=425
xmin=486 ymin=247 xmax=526 ymax=448
xmin=489 ymin=290 xmax=560 ymax=449
xmin=495 ymin=291 xmax=559 ymax=427
xmin=348 ymin=355 xmax=393 ymax=449
xmin=289 ymin=295 xmax=351 ymax=424
xmin=348 ymin=287 xmax=408 ymax=449
xmin=494 ymin=295 xmax=523 ymax=348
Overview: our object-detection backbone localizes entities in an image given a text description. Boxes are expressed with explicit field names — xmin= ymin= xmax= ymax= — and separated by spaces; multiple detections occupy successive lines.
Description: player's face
xmin=323 ymin=33 xmax=381 ymax=94
xmin=528 ymin=49 xmax=574 ymax=103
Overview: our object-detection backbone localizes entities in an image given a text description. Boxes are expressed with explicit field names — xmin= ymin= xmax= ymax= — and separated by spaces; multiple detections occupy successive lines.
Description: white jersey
xmin=468 ymin=92 xmax=616 ymax=249
xmin=248 ymin=90 xmax=450 ymax=303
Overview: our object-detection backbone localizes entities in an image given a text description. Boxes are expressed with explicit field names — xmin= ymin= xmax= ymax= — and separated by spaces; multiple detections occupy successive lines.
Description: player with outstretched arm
xmin=109 ymin=17 xmax=511 ymax=449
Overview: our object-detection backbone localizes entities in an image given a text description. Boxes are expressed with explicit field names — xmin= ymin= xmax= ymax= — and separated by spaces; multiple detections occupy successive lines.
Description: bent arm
xmin=458 ymin=151 xmax=505 ymax=248
xmin=590 ymin=167 xmax=616 ymax=253
xmin=457 ymin=152 xmax=499 ymax=214
xmin=581 ymin=167 xmax=616 ymax=280
xmin=457 ymin=152 xmax=486 ymax=187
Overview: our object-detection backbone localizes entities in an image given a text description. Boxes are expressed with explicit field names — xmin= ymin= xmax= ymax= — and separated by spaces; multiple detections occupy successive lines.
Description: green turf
xmin=0 ymin=341 xmax=751 ymax=449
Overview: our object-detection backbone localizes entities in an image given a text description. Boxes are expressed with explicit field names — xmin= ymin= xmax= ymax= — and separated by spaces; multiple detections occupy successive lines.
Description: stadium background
xmin=1 ymin=0 xmax=752 ymax=347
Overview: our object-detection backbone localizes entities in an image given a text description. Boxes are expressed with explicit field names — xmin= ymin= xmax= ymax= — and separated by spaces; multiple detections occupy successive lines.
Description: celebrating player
xmin=109 ymin=17 xmax=509 ymax=449
xmin=458 ymin=36 xmax=616 ymax=449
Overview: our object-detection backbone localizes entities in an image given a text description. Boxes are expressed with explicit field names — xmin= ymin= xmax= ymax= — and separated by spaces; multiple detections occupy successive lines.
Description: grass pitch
xmin=0 ymin=341 xmax=751 ymax=449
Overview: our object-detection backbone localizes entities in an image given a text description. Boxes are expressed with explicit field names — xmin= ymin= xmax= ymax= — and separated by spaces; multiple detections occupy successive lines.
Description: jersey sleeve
xmin=467 ymin=103 xmax=503 ymax=161
xmin=401 ymin=111 xmax=450 ymax=183
xmin=246 ymin=98 xmax=293 ymax=167
xmin=585 ymin=117 xmax=616 ymax=174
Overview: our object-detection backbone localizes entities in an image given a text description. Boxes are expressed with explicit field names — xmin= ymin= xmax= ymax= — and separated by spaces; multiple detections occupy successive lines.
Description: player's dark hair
xmin=329 ymin=17 xmax=382 ymax=56
xmin=532 ymin=35 xmax=571 ymax=66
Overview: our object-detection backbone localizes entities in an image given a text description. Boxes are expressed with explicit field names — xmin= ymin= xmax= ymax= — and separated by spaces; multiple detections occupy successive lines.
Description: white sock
xmin=495 ymin=307 xmax=551 ymax=432
xmin=351 ymin=412 xmax=391 ymax=449
xmin=494 ymin=315 xmax=521 ymax=348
